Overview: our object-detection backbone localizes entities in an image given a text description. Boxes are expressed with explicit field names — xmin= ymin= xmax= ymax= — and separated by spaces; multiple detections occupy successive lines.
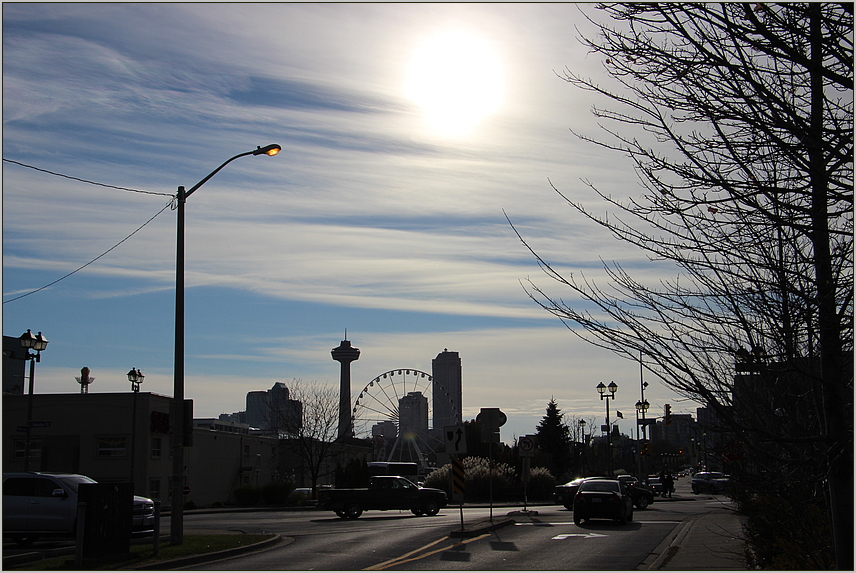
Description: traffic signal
xmin=664 ymin=403 xmax=672 ymax=426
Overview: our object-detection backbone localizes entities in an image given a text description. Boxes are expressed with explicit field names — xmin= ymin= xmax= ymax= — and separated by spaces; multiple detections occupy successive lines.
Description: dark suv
xmin=3 ymin=472 xmax=155 ymax=546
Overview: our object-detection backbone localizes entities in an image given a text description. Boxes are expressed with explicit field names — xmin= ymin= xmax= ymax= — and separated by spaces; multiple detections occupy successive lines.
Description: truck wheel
xmin=422 ymin=500 xmax=440 ymax=516
xmin=335 ymin=510 xmax=346 ymax=518
xmin=344 ymin=501 xmax=363 ymax=519
xmin=411 ymin=508 xmax=424 ymax=516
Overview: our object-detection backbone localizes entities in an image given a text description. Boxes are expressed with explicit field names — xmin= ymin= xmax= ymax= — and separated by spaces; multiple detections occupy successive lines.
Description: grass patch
xmin=11 ymin=534 xmax=275 ymax=570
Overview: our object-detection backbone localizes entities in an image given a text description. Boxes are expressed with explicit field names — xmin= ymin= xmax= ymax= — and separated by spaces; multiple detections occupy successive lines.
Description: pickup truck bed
xmin=318 ymin=476 xmax=448 ymax=519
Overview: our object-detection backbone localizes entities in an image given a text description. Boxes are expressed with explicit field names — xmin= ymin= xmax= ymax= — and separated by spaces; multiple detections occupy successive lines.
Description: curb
xmin=133 ymin=533 xmax=283 ymax=570
xmin=647 ymin=514 xmax=702 ymax=570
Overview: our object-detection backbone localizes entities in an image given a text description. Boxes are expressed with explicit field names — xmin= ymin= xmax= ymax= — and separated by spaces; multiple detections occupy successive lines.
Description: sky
xmin=3 ymin=3 xmax=700 ymax=446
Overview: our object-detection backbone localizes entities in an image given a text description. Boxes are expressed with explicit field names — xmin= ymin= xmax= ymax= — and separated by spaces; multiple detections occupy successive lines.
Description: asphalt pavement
xmin=4 ymin=476 xmax=748 ymax=570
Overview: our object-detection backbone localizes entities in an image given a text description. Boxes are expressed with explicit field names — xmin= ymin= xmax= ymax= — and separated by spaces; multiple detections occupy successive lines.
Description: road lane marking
xmin=553 ymin=532 xmax=608 ymax=540
xmin=365 ymin=533 xmax=490 ymax=570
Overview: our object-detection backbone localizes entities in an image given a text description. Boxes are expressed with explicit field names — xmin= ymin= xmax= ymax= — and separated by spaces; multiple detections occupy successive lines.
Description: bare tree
xmin=509 ymin=4 xmax=852 ymax=568
xmin=270 ymin=379 xmax=345 ymax=496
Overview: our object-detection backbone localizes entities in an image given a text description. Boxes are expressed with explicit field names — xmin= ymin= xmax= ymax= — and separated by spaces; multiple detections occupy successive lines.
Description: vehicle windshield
xmin=57 ymin=475 xmax=97 ymax=494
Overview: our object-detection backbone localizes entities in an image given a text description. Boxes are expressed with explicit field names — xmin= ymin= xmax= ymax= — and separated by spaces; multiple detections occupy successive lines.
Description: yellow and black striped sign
xmin=452 ymin=456 xmax=465 ymax=494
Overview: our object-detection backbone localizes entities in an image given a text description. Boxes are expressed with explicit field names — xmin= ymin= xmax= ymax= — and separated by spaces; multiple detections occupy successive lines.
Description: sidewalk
xmin=653 ymin=505 xmax=747 ymax=570
xmin=642 ymin=478 xmax=747 ymax=571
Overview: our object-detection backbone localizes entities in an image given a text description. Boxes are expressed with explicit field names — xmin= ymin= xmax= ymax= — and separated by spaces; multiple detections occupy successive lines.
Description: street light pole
xmin=597 ymin=381 xmax=618 ymax=477
xmin=171 ymin=144 xmax=280 ymax=545
xmin=19 ymin=330 xmax=48 ymax=472
xmin=128 ymin=368 xmax=144 ymax=491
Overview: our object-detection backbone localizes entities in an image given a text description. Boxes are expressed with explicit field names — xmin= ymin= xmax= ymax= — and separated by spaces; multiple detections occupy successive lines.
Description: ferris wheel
xmin=351 ymin=368 xmax=458 ymax=466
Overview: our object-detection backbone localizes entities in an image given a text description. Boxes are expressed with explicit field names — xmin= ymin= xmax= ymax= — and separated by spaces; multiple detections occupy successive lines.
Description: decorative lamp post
xmin=171 ymin=144 xmax=280 ymax=545
xmin=128 ymin=368 xmax=144 ymax=392
xmin=19 ymin=330 xmax=48 ymax=471
xmin=597 ymin=381 xmax=618 ymax=476
xmin=127 ymin=368 xmax=144 ymax=489
xmin=635 ymin=398 xmax=650 ymax=477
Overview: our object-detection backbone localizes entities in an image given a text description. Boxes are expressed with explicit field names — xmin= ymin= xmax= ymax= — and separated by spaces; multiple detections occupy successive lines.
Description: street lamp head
xmin=596 ymin=382 xmax=607 ymax=396
xmin=19 ymin=330 xmax=36 ymax=349
xmin=127 ymin=368 xmax=141 ymax=384
xmin=20 ymin=330 xmax=48 ymax=352
xmin=579 ymin=419 xmax=586 ymax=428
xmin=608 ymin=381 xmax=618 ymax=395
xmin=253 ymin=144 xmax=281 ymax=156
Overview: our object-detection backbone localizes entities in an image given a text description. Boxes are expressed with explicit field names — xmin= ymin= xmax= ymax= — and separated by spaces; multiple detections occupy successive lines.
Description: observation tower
xmin=331 ymin=335 xmax=360 ymax=439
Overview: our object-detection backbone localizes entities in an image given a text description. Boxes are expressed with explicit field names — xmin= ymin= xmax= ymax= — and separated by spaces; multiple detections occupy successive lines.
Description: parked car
xmin=317 ymin=475 xmax=447 ymax=519
xmin=3 ymin=472 xmax=155 ymax=546
xmin=646 ymin=476 xmax=667 ymax=497
xmin=572 ymin=479 xmax=634 ymax=525
xmin=616 ymin=475 xmax=656 ymax=509
xmin=691 ymin=472 xmax=730 ymax=494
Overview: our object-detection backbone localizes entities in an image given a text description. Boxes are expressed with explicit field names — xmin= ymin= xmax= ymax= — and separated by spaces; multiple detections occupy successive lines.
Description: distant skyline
xmin=3 ymin=3 xmax=700 ymax=445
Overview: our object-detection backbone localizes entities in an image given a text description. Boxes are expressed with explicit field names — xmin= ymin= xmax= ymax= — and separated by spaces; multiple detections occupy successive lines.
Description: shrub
xmin=233 ymin=485 xmax=261 ymax=506
xmin=526 ymin=467 xmax=556 ymax=500
xmin=261 ymin=481 xmax=293 ymax=506
xmin=424 ymin=457 xmax=517 ymax=500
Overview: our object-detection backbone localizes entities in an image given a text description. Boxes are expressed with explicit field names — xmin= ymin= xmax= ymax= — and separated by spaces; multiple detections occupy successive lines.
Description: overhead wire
xmin=3 ymin=158 xmax=174 ymax=196
xmin=2 ymin=158 xmax=177 ymax=304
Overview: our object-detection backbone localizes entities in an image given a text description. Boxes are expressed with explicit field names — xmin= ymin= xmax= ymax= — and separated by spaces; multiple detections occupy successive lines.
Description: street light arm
xmin=184 ymin=144 xmax=280 ymax=199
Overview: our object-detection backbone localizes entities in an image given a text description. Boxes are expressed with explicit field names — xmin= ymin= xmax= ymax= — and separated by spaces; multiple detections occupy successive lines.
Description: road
xmin=181 ymin=487 xmax=721 ymax=570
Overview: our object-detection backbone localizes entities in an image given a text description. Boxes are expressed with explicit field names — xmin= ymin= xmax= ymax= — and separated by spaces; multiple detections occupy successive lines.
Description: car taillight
xmin=612 ymin=493 xmax=621 ymax=502
xmin=574 ymin=492 xmax=583 ymax=501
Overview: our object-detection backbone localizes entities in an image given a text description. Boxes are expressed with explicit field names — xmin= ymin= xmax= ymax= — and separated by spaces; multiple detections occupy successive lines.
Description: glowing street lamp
xmin=171 ymin=144 xmax=280 ymax=544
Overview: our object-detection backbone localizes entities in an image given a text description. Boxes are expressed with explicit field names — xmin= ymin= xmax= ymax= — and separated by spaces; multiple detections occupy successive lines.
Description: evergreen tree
xmin=534 ymin=399 xmax=573 ymax=480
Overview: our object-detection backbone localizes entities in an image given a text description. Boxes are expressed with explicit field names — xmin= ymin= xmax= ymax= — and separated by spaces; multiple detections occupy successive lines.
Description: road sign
xmin=444 ymin=425 xmax=467 ymax=455
xmin=451 ymin=457 xmax=466 ymax=496
xmin=477 ymin=408 xmax=507 ymax=443
xmin=518 ymin=435 xmax=535 ymax=458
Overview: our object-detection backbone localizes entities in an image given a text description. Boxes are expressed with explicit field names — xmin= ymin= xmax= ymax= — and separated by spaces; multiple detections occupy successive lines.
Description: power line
xmin=3 ymin=158 xmax=174 ymax=196
xmin=3 ymin=198 xmax=175 ymax=304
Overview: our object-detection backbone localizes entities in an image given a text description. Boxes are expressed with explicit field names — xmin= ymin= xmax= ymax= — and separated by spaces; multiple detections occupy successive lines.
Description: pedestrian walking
xmin=664 ymin=472 xmax=674 ymax=497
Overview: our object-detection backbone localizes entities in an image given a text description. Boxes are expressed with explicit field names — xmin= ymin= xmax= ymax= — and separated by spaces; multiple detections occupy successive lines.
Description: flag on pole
xmin=616 ymin=411 xmax=624 ymax=419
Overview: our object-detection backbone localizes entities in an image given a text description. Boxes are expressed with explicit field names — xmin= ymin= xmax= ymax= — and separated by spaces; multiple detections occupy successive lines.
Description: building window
xmin=96 ymin=436 xmax=127 ymax=457
xmin=13 ymin=438 xmax=41 ymax=459
xmin=149 ymin=478 xmax=161 ymax=501
xmin=151 ymin=437 xmax=162 ymax=458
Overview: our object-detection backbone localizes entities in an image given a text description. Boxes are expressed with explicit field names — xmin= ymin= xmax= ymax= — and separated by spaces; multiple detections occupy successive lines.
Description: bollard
xmin=74 ymin=501 xmax=87 ymax=567
xmin=153 ymin=499 xmax=161 ymax=556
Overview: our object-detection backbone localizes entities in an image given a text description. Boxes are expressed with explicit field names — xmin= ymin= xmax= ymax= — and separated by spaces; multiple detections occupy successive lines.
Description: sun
xmin=404 ymin=29 xmax=504 ymax=137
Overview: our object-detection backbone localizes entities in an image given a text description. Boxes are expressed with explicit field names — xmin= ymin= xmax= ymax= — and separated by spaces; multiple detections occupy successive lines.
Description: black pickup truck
xmin=317 ymin=476 xmax=448 ymax=519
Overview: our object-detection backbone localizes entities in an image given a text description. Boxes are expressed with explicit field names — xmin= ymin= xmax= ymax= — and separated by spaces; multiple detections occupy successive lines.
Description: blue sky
xmin=3 ymin=3 xmax=697 ymax=444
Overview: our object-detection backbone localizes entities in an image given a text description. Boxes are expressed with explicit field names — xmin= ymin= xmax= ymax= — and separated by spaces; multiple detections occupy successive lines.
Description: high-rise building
xmin=245 ymin=382 xmax=302 ymax=433
xmin=399 ymin=391 xmax=429 ymax=439
xmin=432 ymin=349 xmax=462 ymax=435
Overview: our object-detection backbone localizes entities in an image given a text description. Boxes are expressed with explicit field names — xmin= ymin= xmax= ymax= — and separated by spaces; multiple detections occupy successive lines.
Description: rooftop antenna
xmin=344 ymin=328 xmax=347 ymax=341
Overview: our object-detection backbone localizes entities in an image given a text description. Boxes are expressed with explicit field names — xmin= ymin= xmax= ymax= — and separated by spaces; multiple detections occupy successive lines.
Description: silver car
xmin=3 ymin=472 xmax=155 ymax=546
xmin=691 ymin=471 xmax=730 ymax=494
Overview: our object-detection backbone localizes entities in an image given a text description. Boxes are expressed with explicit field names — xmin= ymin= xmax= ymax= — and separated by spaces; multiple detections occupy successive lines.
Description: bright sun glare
xmin=405 ymin=29 xmax=504 ymax=137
